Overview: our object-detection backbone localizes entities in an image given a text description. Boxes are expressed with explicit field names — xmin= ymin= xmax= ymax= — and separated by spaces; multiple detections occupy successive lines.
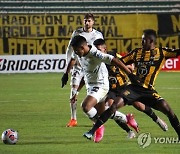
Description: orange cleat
xmin=66 ymin=119 xmax=77 ymax=127
xmin=126 ymin=113 xmax=139 ymax=133
xmin=93 ymin=125 xmax=105 ymax=143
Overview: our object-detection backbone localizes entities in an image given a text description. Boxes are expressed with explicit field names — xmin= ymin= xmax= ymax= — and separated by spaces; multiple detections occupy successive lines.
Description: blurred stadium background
xmin=0 ymin=0 xmax=179 ymax=73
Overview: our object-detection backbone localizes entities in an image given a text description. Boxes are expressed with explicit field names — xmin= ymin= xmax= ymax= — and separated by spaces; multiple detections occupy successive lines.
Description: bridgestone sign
xmin=0 ymin=54 xmax=66 ymax=73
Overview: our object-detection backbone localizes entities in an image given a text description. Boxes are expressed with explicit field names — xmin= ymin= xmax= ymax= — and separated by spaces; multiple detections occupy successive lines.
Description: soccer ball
xmin=1 ymin=129 xmax=18 ymax=145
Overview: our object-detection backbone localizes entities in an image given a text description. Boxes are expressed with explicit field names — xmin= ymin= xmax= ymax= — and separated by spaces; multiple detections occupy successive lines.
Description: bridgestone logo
xmin=0 ymin=59 xmax=65 ymax=71
xmin=0 ymin=55 xmax=66 ymax=73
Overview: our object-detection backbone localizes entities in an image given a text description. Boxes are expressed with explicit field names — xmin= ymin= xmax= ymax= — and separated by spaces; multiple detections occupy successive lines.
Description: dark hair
xmin=93 ymin=39 xmax=105 ymax=46
xmin=143 ymin=29 xmax=157 ymax=41
xmin=84 ymin=13 xmax=94 ymax=21
xmin=71 ymin=35 xmax=87 ymax=47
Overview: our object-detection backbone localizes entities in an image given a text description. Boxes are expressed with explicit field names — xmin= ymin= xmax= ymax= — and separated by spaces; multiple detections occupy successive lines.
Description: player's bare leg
xmin=82 ymin=95 xmax=105 ymax=141
xmin=133 ymin=101 xmax=168 ymax=131
xmin=83 ymin=96 xmax=125 ymax=139
xmin=94 ymin=102 xmax=106 ymax=142
xmin=66 ymin=78 xmax=85 ymax=127
xmin=82 ymin=96 xmax=102 ymax=141
xmin=107 ymin=98 xmax=138 ymax=135
xmin=153 ymin=100 xmax=180 ymax=139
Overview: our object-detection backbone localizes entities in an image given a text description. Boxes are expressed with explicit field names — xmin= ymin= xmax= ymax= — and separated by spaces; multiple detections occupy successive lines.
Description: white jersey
xmin=66 ymin=28 xmax=104 ymax=64
xmin=76 ymin=45 xmax=114 ymax=89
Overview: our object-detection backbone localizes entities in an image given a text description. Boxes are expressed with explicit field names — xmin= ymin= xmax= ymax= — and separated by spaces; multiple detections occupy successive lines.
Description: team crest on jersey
xmin=137 ymin=66 xmax=148 ymax=76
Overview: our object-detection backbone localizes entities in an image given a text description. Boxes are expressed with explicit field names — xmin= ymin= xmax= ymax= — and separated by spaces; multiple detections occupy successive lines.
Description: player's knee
xmin=81 ymin=102 xmax=91 ymax=113
xmin=133 ymin=101 xmax=145 ymax=111
xmin=109 ymin=103 xmax=117 ymax=113
xmin=160 ymin=100 xmax=175 ymax=116
xmin=81 ymin=102 xmax=86 ymax=112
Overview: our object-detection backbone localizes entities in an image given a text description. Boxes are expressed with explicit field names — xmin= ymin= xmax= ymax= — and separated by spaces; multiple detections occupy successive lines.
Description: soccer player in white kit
xmin=61 ymin=13 xmax=104 ymax=127
xmin=70 ymin=35 xmax=139 ymax=142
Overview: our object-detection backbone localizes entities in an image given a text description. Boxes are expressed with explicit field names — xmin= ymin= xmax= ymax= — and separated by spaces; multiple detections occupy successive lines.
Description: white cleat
xmin=127 ymin=130 xmax=136 ymax=139
xmin=156 ymin=117 xmax=168 ymax=131
xmin=83 ymin=132 xmax=93 ymax=140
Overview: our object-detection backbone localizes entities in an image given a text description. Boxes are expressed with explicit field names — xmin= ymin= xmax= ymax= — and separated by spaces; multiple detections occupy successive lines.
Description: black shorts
xmin=119 ymin=84 xmax=164 ymax=107
xmin=107 ymin=85 xmax=126 ymax=100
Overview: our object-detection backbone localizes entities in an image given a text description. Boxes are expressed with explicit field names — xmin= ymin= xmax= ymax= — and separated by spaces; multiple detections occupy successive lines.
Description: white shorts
xmin=87 ymin=85 xmax=109 ymax=103
xmin=70 ymin=65 xmax=84 ymax=86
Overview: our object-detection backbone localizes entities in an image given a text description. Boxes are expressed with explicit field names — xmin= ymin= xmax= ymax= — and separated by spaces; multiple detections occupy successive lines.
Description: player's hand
xmin=128 ymin=73 xmax=142 ymax=85
xmin=61 ymin=73 xmax=68 ymax=88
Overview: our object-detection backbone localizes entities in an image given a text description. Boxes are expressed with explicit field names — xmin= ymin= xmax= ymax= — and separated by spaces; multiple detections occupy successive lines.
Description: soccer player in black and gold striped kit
xmin=94 ymin=38 xmax=168 ymax=136
xmin=106 ymin=51 xmax=168 ymax=132
xmin=83 ymin=29 xmax=180 ymax=140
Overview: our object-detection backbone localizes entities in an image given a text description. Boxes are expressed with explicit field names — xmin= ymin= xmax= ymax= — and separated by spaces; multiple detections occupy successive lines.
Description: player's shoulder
xmin=92 ymin=28 xmax=103 ymax=35
xmin=133 ymin=48 xmax=141 ymax=52
xmin=160 ymin=47 xmax=175 ymax=52
xmin=74 ymin=28 xmax=84 ymax=34
xmin=89 ymin=45 xmax=98 ymax=53
xmin=89 ymin=45 xmax=102 ymax=56
xmin=126 ymin=48 xmax=141 ymax=55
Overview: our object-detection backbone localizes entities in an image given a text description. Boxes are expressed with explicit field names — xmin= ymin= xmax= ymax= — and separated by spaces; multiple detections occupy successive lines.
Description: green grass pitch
xmin=0 ymin=72 xmax=180 ymax=154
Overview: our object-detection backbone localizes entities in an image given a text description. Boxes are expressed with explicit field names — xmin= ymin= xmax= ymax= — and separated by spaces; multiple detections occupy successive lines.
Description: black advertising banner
xmin=0 ymin=13 xmax=179 ymax=55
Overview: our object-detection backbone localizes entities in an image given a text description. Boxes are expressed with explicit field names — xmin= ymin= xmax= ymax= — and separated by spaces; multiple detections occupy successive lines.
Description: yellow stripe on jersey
xmin=121 ymin=47 xmax=178 ymax=90
xmin=144 ymin=51 xmax=151 ymax=61
xmin=143 ymin=66 xmax=155 ymax=89
xmin=117 ymin=75 xmax=126 ymax=86
xmin=116 ymin=53 xmax=122 ymax=59
xmin=136 ymin=49 xmax=143 ymax=61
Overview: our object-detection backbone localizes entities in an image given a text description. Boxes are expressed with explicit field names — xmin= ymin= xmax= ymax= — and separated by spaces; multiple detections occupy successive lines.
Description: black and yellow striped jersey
xmin=121 ymin=47 xmax=179 ymax=90
xmin=106 ymin=51 xmax=128 ymax=90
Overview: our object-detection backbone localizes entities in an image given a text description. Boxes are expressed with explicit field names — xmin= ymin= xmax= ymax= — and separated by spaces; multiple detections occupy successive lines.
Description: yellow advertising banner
xmin=0 ymin=14 xmax=179 ymax=55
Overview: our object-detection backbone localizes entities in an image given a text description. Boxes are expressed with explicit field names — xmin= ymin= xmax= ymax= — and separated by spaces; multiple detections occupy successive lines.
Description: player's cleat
xmin=126 ymin=113 xmax=139 ymax=133
xmin=94 ymin=125 xmax=105 ymax=143
xmin=83 ymin=132 xmax=93 ymax=140
xmin=66 ymin=119 xmax=77 ymax=127
xmin=127 ymin=130 xmax=136 ymax=139
xmin=156 ymin=117 xmax=168 ymax=131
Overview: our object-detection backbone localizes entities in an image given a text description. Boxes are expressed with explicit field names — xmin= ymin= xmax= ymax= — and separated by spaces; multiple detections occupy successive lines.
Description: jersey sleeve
xmin=90 ymin=46 xmax=114 ymax=64
xmin=162 ymin=47 xmax=180 ymax=59
xmin=121 ymin=49 xmax=136 ymax=65
xmin=65 ymin=30 xmax=79 ymax=64
xmin=93 ymin=30 xmax=104 ymax=42
xmin=96 ymin=32 xmax=104 ymax=39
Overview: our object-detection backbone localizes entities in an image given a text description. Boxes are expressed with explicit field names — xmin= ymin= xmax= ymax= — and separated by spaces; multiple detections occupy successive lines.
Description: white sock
xmin=70 ymin=88 xmax=78 ymax=120
xmin=86 ymin=107 xmax=97 ymax=122
xmin=113 ymin=111 xmax=127 ymax=123
xmin=70 ymin=101 xmax=77 ymax=120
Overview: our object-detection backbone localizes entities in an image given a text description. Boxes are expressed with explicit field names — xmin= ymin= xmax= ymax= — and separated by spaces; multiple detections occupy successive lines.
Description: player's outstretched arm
xmin=111 ymin=57 xmax=141 ymax=85
xmin=111 ymin=57 xmax=131 ymax=75
xmin=163 ymin=47 xmax=180 ymax=58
